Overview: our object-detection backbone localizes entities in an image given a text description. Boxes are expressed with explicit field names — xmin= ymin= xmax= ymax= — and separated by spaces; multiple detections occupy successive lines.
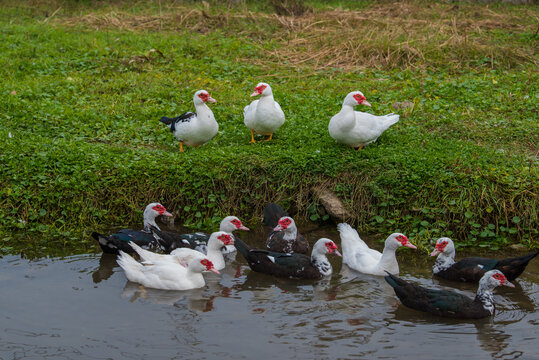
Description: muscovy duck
xmin=243 ymin=83 xmax=285 ymax=143
xmin=328 ymin=91 xmax=399 ymax=150
xmin=131 ymin=232 xmax=234 ymax=271
xmin=91 ymin=203 xmax=172 ymax=254
xmin=117 ymin=250 xmax=219 ymax=291
xmin=263 ymin=203 xmax=309 ymax=254
xmin=151 ymin=216 xmax=249 ymax=254
xmin=338 ymin=223 xmax=416 ymax=275
xmin=431 ymin=237 xmax=539 ymax=282
xmin=159 ymin=90 xmax=218 ymax=152
xmin=234 ymin=237 xmax=341 ymax=279
xmin=385 ymin=269 xmax=514 ymax=319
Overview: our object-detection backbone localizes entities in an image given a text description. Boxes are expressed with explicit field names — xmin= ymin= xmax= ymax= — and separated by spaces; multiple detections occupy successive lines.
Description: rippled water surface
xmin=1 ymin=226 xmax=538 ymax=360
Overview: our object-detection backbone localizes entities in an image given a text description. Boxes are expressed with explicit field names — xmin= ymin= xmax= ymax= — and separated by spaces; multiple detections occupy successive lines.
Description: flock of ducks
xmin=92 ymin=82 xmax=536 ymax=321
xmin=92 ymin=203 xmax=538 ymax=320
xmin=158 ymin=83 xmax=399 ymax=151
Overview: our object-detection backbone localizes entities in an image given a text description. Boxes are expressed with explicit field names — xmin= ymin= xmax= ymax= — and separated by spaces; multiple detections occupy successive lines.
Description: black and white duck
xmin=431 ymin=237 xmax=539 ymax=282
xmin=234 ymin=237 xmax=341 ymax=279
xmin=385 ymin=269 xmax=514 ymax=319
xmin=91 ymin=202 xmax=172 ymax=254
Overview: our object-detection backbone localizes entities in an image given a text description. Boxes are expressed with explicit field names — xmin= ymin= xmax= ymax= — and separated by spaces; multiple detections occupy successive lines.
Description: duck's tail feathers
xmin=496 ymin=251 xmax=539 ymax=280
xmin=159 ymin=117 xmax=174 ymax=124
xmin=117 ymin=251 xmax=143 ymax=273
xmin=92 ymin=232 xmax=107 ymax=245
xmin=263 ymin=203 xmax=288 ymax=228
xmin=384 ymin=271 xmax=406 ymax=289
xmin=337 ymin=223 xmax=361 ymax=243
xmin=92 ymin=231 xmax=117 ymax=253
xmin=337 ymin=222 xmax=368 ymax=256
xmin=381 ymin=114 xmax=400 ymax=129
xmin=128 ymin=242 xmax=156 ymax=263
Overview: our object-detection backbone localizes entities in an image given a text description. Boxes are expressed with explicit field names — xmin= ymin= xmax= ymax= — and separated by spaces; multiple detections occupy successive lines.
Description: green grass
xmin=0 ymin=0 xmax=537 ymax=257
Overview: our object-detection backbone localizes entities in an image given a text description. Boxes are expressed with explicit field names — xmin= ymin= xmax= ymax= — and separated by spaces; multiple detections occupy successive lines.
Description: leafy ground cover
xmin=0 ymin=0 xmax=537 ymax=256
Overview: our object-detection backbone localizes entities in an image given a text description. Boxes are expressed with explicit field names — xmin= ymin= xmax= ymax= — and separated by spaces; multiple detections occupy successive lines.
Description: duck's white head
xmin=312 ymin=238 xmax=342 ymax=257
xmin=193 ymin=90 xmax=216 ymax=105
xmin=208 ymin=231 xmax=235 ymax=249
xmin=480 ymin=270 xmax=514 ymax=290
xmin=142 ymin=203 xmax=172 ymax=230
xmin=250 ymin=82 xmax=272 ymax=97
xmin=343 ymin=91 xmax=371 ymax=107
xmin=430 ymin=237 xmax=455 ymax=257
xmin=220 ymin=216 xmax=250 ymax=233
xmin=143 ymin=202 xmax=172 ymax=221
xmin=189 ymin=257 xmax=220 ymax=274
xmin=385 ymin=233 xmax=416 ymax=250
xmin=273 ymin=216 xmax=296 ymax=233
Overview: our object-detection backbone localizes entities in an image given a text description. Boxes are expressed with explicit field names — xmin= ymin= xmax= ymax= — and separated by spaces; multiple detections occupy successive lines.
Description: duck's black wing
xmin=159 ymin=112 xmax=196 ymax=132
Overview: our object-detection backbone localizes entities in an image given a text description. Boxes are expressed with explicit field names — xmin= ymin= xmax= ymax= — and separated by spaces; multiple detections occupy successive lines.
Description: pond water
xmin=1 ymin=226 xmax=538 ymax=360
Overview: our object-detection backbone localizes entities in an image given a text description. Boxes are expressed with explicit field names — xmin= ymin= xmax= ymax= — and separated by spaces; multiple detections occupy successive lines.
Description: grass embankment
xmin=0 ymin=0 xmax=537 ymax=257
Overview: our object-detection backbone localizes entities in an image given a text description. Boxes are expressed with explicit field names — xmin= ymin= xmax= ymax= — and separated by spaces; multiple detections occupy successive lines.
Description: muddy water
xmin=1 ymin=225 xmax=538 ymax=360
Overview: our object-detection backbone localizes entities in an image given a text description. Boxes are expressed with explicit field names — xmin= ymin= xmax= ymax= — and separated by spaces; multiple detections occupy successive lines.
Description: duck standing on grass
xmin=159 ymin=90 xmax=218 ymax=152
xmin=329 ymin=91 xmax=399 ymax=150
xmin=243 ymin=82 xmax=285 ymax=143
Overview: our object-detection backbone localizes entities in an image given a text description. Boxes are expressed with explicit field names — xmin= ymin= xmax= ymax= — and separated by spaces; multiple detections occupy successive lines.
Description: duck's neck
xmin=311 ymin=253 xmax=332 ymax=277
xmin=258 ymin=93 xmax=275 ymax=107
xmin=194 ymin=103 xmax=214 ymax=123
xmin=283 ymin=226 xmax=297 ymax=241
xmin=475 ymin=284 xmax=495 ymax=315
xmin=378 ymin=245 xmax=399 ymax=273
xmin=433 ymin=252 xmax=455 ymax=273
xmin=206 ymin=243 xmax=225 ymax=269
xmin=336 ymin=104 xmax=356 ymax=131
xmin=143 ymin=213 xmax=159 ymax=232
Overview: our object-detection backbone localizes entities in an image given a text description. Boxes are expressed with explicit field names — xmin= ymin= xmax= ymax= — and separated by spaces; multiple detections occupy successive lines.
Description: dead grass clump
xmin=266 ymin=1 xmax=537 ymax=70
xmin=56 ymin=0 xmax=537 ymax=71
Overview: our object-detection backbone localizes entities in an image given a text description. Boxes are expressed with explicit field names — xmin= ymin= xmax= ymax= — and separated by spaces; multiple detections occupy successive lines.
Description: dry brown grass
xmin=29 ymin=0 xmax=539 ymax=70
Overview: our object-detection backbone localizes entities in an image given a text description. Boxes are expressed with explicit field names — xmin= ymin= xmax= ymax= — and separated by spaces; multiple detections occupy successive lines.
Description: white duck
xmin=130 ymin=231 xmax=234 ymax=271
xmin=159 ymin=90 xmax=218 ymax=152
xmin=329 ymin=91 xmax=399 ymax=150
xmin=117 ymin=250 xmax=219 ymax=290
xmin=243 ymin=82 xmax=285 ymax=143
xmin=337 ymin=223 xmax=416 ymax=275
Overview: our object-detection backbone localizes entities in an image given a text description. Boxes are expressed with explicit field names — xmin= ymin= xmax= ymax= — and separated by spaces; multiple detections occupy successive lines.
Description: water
xmin=1 ymin=226 xmax=538 ymax=360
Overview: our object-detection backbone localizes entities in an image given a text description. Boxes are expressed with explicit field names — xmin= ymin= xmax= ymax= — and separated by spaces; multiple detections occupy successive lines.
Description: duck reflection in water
xmin=120 ymin=281 xmax=233 ymax=312
xmin=92 ymin=253 xmax=118 ymax=283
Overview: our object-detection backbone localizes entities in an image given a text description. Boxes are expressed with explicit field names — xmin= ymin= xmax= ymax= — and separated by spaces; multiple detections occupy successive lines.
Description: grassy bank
xmin=0 ymin=0 xmax=537 ymax=256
